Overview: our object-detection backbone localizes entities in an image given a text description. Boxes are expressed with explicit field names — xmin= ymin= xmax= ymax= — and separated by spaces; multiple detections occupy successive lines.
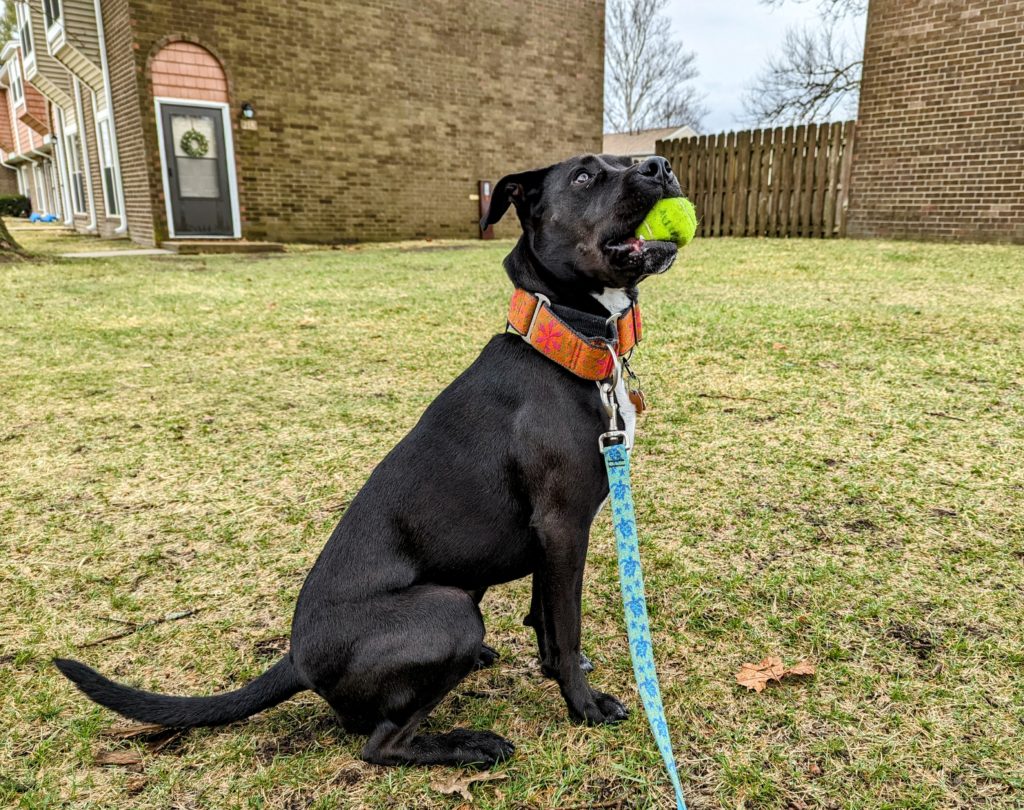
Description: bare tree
xmin=604 ymin=0 xmax=708 ymax=133
xmin=742 ymin=21 xmax=862 ymax=126
xmin=742 ymin=0 xmax=866 ymax=126
xmin=761 ymin=0 xmax=866 ymax=20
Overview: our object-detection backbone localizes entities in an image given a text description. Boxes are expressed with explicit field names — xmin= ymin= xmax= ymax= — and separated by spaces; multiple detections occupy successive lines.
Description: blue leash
xmin=601 ymin=436 xmax=686 ymax=809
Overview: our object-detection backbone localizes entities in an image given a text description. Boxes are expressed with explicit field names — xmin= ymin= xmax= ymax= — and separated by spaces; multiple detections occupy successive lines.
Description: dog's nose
xmin=637 ymin=156 xmax=672 ymax=182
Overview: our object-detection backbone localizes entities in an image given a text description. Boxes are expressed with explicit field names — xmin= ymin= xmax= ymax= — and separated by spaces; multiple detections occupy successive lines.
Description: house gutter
xmin=93 ymin=0 xmax=128 ymax=235
xmin=72 ymin=79 xmax=97 ymax=232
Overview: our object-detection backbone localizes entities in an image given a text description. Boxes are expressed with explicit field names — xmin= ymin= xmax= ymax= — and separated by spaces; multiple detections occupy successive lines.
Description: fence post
xmin=838 ymin=121 xmax=856 ymax=237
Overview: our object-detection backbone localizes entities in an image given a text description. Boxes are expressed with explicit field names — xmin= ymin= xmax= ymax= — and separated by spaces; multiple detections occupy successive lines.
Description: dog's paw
xmin=445 ymin=729 xmax=515 ymax=768
xmin=592 ymin=690 xmax=629 ymax=723
xmin=569 ymin=689 xmax=629 ymax=726
xmin=475 ymin=643 xmax=500 ymax=670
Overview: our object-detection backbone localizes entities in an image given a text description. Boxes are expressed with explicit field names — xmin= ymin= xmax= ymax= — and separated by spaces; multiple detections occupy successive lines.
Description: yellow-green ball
xmin=635 ymin=197 xmax=698 ymax=246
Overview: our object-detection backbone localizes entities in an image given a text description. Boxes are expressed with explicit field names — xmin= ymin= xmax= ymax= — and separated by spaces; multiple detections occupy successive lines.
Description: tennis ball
xmin=635 ymin=197 xmax=697 ymax=247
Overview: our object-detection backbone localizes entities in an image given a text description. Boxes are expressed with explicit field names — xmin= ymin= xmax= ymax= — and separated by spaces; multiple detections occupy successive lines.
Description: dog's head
xmin=482 ymin=154 xmax=682 ymax=299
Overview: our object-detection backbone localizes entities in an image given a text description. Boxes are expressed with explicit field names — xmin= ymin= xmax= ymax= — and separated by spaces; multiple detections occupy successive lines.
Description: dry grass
xmin=1 ymin=230 xmax=1022 ymax=809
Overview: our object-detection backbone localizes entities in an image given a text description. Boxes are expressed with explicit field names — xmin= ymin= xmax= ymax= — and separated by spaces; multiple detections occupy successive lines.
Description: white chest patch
xmin=593 ymin=287 xmax=632 ymax=314
xmin=591 ymin=288 xmax=637 ymax=450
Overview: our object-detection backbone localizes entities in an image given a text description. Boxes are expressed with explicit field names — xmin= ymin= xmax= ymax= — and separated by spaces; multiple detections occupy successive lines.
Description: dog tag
xmin=628 ymin=387 xmax=647 ymax=414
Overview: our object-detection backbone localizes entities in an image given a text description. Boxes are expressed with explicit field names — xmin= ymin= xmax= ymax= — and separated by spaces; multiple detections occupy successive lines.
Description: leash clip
xmin=598 ymin=429 xmax=629 ymax=452
xmin=597 ymin=346 xmax=630 ymax=452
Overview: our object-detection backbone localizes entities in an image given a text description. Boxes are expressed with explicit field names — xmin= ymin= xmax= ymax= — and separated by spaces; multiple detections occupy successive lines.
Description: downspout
xmin=93 ymin=0 xmax=127 ymax=235
xmin=71 ymin=78 xmax=96 ymax=233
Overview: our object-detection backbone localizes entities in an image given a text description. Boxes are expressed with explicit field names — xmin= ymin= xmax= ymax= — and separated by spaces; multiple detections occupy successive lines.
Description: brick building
xmin=847 ymin=0 xmax=1024 ymax=243
xmin=0 ymin=0 xmax=604 ymax=245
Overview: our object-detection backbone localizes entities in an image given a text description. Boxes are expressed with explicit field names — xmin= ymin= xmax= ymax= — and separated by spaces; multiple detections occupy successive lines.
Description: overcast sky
xmin=663 ymin=0 xmax=867 ymax=133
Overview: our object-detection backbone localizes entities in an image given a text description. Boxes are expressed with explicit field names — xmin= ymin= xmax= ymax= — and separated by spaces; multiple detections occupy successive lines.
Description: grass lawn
xmin=2 ymin=229 xmax=1022 ymax=809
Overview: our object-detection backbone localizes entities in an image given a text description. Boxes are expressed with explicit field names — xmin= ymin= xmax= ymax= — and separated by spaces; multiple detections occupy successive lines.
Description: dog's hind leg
xmin=466 ymin=587 xmax=500 ymax=669
xmin=326 ymin=585 xmax=514 ymax=768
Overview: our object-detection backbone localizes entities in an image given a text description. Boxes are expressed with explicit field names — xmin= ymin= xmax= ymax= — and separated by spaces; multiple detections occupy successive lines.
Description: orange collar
xmin=506 ymin=288 xmax=642 ymax=381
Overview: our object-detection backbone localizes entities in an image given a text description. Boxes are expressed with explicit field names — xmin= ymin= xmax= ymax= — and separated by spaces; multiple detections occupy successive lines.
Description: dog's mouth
xmin=602 ymin=234 xmax=678 ymax=268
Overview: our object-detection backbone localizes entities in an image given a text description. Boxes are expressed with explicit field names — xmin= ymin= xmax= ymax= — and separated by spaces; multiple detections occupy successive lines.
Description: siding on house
xmin=100 ymin=0 xmax=155 ymax=243
xmin=847 ymin=0 xmax=1024 ymax=243
xmin=22 ymin=1 xmax=75 ymax=109
xmin=48 ymin=0 xmax=106 ymax=92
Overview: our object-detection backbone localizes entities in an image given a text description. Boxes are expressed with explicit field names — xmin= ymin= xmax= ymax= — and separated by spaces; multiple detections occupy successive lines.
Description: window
xmin=43 ymin=0 xmax=62 ymax=29
xmin=65 ymin=130 xmax=86 ymax=214
xmin=33 ymin=164 xmax=49 ymax=213
xmin=16 ymin=4 xmax=33 ymax=58
xmin=97 ymin=116 xmax=119 ymax=216
xmin=8 ymin=56 xmax=24 ymax=106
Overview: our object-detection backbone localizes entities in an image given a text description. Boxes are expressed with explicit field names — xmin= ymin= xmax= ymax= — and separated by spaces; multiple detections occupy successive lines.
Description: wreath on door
xmin=179 ymin=128 xmax=210 ymax=158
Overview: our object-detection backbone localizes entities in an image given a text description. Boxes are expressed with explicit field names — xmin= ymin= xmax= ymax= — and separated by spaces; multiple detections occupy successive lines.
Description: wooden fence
xmin=656 ymin=121 xmax=856 ymax=238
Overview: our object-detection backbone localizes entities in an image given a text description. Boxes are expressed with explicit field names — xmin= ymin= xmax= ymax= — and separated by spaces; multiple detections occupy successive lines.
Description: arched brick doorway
xmin=151 ymin=42 xmax=239 ymax=238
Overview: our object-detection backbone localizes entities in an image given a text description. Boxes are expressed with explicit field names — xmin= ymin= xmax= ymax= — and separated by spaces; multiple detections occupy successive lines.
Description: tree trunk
xmin=0 ymin=215 xmax=22 ymax=255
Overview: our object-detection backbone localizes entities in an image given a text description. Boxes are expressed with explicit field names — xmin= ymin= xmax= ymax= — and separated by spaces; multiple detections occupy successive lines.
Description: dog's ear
xmin=480 ymin=165 xmax=552 ymax=230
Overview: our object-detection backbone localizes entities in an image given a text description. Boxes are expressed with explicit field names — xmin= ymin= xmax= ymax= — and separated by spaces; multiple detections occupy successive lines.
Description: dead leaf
xmin=785 ymin=660 xmax=817 ymax=677
xmin=94 ymin=749 xmax=143 ymax=769
xmin=430 ymin=771 xmax=507 ymax=802
xmin=735 ymin=656 xmax=816 ymax=692
xmin=105 ymin=723 xmax=165 ymax=739
xmin=124 ymin=775 xmax=149 ymax=795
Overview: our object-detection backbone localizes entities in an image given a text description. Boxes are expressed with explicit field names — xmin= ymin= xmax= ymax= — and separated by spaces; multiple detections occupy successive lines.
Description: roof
xmin=602 ymin=126 xmax=698 ymax=158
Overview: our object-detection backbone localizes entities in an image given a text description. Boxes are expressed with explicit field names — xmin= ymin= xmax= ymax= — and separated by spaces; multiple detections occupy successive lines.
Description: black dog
xmin=56 ymin=154 xmax=682 ymax=768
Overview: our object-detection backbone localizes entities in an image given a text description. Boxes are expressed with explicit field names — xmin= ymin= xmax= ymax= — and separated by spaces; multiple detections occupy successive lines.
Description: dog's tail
xmin=53 ymin=655 xmax=303 ymax=728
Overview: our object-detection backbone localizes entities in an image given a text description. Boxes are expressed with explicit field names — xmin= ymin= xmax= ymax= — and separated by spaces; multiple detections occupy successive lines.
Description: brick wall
xmin=848 ymin=0 xmax=1024 ymax=243
xmin=113 ymin=0 xmax=604 ymax=244
xmin=0 ymin=88 xmax=15 ymax=153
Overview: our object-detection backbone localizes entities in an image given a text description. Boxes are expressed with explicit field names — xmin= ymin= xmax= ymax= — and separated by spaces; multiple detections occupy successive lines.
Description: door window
xmin=170 ymin=114 xmax=220 ymax=199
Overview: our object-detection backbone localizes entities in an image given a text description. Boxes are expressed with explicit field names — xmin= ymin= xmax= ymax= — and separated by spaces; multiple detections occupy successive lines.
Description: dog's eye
xmin=572 ymin=171 xmax=591 ymax=186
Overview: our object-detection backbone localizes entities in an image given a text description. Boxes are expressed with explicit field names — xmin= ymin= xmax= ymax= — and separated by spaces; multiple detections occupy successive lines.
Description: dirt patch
xmin=887 ymin=622 xmax=937 ymax=660
xmin=253 ymin=636 xmax=290 ymax=659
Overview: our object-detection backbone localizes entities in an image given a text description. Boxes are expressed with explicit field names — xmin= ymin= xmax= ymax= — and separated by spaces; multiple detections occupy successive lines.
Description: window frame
xmin=43 ymin=0 xmax=63 ymax=30
xmin=8 ymin=56 xmax=24 ymax=106
xmin=64 ymin=124 xmax=86 ymax=215
xmin=95 ymin=110 xmax=120 ymax=218
xmin=16 ymin=4 xmax=33 ymax=60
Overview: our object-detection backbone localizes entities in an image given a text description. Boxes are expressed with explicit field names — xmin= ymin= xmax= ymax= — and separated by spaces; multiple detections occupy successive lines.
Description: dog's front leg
xmin=536 ymin=519 xmax=628 ymax=725
xmin=525 ymin=571 xmax=595 ymax=677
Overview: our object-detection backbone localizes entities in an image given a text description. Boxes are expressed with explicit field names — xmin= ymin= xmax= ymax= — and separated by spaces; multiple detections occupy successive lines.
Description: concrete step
xmin=161 ymin=240 xmax=285 ymax=255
